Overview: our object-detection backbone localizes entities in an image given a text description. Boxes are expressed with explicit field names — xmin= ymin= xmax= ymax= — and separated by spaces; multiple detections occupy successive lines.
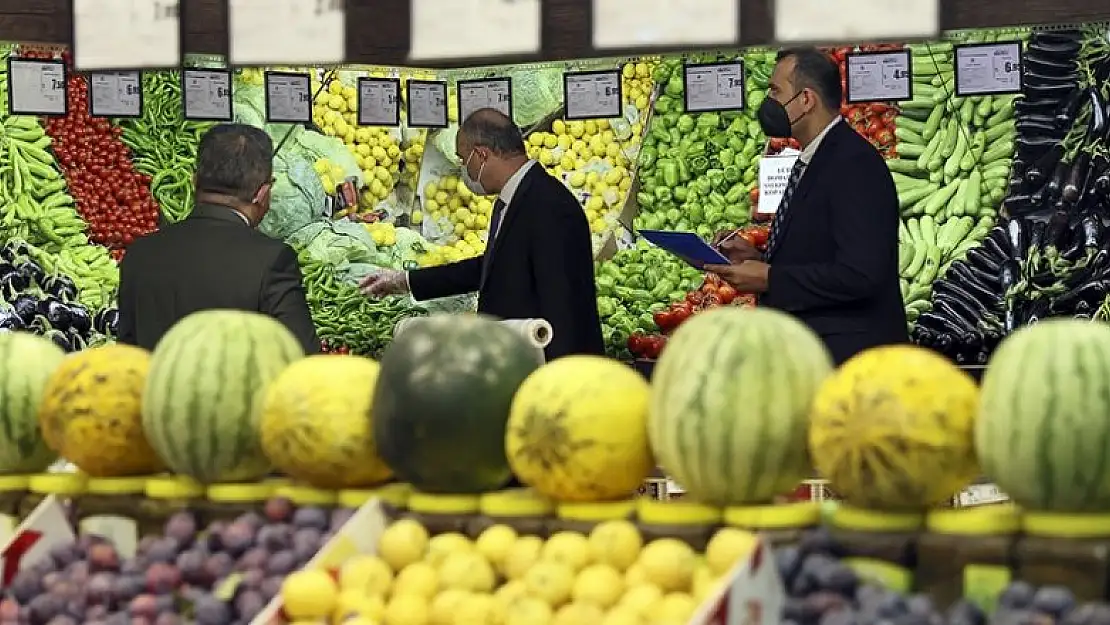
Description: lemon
xmin=692 ymin=564 xmax=723 ymax=601
xmin=378 ymin=519 xmax=429 ymax=571
xmin=455 ymin=593 xmax=505 ymax=625
xmin=567 ymin=171 xmax=587 ymax=188
xmin=425 ymin=532 xmax=472 ymax=567
xmin=571 ymin=563 xmax=624 ymax=608
xmin=393 ymin=562 xmax=438 ymax=599
xmin=638 ymin=539 xmax=696 ymax=592
xmin=476 ymin=524 xmax=518 ymax=569
xmin=541 ymin=532 xmax=592 ymax=571
xmin=494 ymin=579 xmax=530 ymax=606
xmin=280 ymin=569 xmax=338 ymax=620
xmin=655 ymin=592 xmax=697 ymax=623
xmin=340 ymin=554 xmax=394 ymax=596
xmin=503 ymin=536 xmax=544 ymax=579
xmin=384 ymin=593 xmax=429 ymax=625
xmin=333 ymin=590 xmax=385 ymax=623
xmin=552 ymin=119 xmax=566 ymax=135
xmin=618 ymin=583 xmax=662 ymax=618
xmin=503 ymin=596 xmax=553 ymax=625
xmin=601 ymin=606 xmax=643 ymax=625
xmin=624 ymin=563 xmax=648 ymax=586
xmin=438 ymin=551 xmax=496 ymax=593
xmin=705 ymin=528 xmax=759 ymax=576
xmin=552 ymin=602 xmax=604 ymax=625
xmin=524 ymin=560 xmax=576 ymax=607
xmin=428 ymin=589 xmax=470 ymax=625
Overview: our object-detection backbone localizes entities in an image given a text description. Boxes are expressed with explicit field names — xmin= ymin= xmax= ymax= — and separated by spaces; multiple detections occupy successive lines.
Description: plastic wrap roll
xmin=392 ymin=317 xmax=553 ymax=355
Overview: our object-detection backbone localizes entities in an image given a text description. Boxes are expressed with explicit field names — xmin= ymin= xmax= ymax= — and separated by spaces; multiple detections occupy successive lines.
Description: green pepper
xmin=741 ymin=138 xmax=760 ymax=161
xmin=666 ymin=208 xmax=682 ymax=223
xmin=708 ymin=192 xmax=727 ymax=209
xmin=706 ymin=169 xmax=725 ymax=189
xmin=723 ymin=166 xmax=742 ymax=183
xmin=654 ymin=188 xmax=673 ymax=203
xmin=696 ymin=112 xmax=720 ymax=128
xmin=686 ymin=202 xmax=705 ymax=223
xmin=727 ymin=136 xmax=746 ymax=152
xmin=690 ymin=178 xmax=711 ymax=196
xmin=668 ymin=128 xmax=683 ymax=145
xmin=725 ymin=183 xmax=746 ymax=204
xmin=705 ymin=206 xmax=723 ymax=224
xmin=689 ymin=156 xmax=710 ymax=176
xmin=742 ymin=166 xmax=757 ymax=185
xmin=639 ymin=146 xmax=658 ymax=169
xmin=673 ymin=186 xmax=689 ymax=202
xmin=665 ymin=75 xmax=685 ymax=97
xmin=642 ymin=133 xmax=657 ymax=149
xmin=595 ymin=275 xmax=617 ymax=295
xmin=685 ymin=141 xmax=706 ymax=158
xmin=748 ymin=90 xmax=766 ymax=109
xmin=651 ymin=126 xmax=670 ymax=144
xmin=717 ymin=148 xmax=735 ymax=167
xmin=659 ymin=160 xmax=679 ymax=187
xmin=676 ymin=157 xmax=691 ymax=183
xmin=653 ymin=65 xmax=673 ymax=83
xmin=649 ymin=278 xmax=676 ymax=299
xmin=637 ymin=192 xmax=655 ymax=210
xmin=708 ymin=133 xmax=729 ymax=151
xmin=677 ymin=114 xmax=696 ymax=133
xmin=727 ymin=118 xmax=747 ymax=136
xmin=724 ymin=204 xmax=749 ymax=222
xmin=596 ymin=297 xmax=617 ymax=317
xmin=747 ymin=120 xmax=762 ymax=138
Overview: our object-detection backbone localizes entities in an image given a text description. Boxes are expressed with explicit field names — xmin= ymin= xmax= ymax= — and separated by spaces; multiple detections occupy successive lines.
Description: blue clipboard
xmin=638 ymin=230 xmax=729 ymax=267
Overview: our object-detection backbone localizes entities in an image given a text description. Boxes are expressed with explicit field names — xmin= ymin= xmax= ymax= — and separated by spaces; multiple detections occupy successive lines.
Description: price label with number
xmin=228 ymin=0 xmax=345 ymax=66
xmin=264 ymin=72 xmax=313 ymax=124
xmin=683 ymin=61 xmax=745 ymax=113
xmin=593 ymin=0 xmax=738 ymax=50
xmin=563 ymin=70 xmax=622 ymax=121
xmin=358 ymin=77 xmax=401 ymax=127
xmin=410 ymin=0 xmax=541 ymax=61
xmin=954 ymin=41 xmax=1023 ymax=96
xmin=88 ymin=71 xmax=143 ymax=118
xmin=407 ymin=80 xmax=449 ymax=129
xmin=8 ymin=58 xmax=67 ymax=116
xmin=182 ymin=69 xmax=233 ymax=122
xmin=457 ymin=78 xmax=512 ymax=124
xmin=72 ymin=0 xmax=180 ymax=70
xmin=845 ymin=49 xmax=913 ymax=104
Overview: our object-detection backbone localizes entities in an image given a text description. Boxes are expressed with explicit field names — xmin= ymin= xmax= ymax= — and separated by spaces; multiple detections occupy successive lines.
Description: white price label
xmin=265 ymin=72 xmax=313 ymax=124
xmin=457 ymin=78 xmax=512 ymax=124
xmin=954 ymin=42 xmax=1023 ymax=96
xmin=228 ymin=0 xmax=345 ymax=65
xmin=88 ymin=71 xmax=143 ymax=118
xmin=182 ymin=69 xmax=233 ymax=121
xmin=683 ymin=61 xmax=745 ymax=113
xmin=358 ymin=78 xmax=401 ymax=126
xmin=410 ymin=0 xmax=541 ymax=61
xmin=72 ymin=0 xmax=180 ymax=70
xmin=774 ymin=0 xmax=938 ymax=43
xmin=592 ymin=0 xmax=738 ymax=50
xmin=564 ymin=70 xmax=622 ymax=120
xmin=845 ymin=50 xmax=913 ymax=103
xmin=8 ymin=59 xmax=67 ymax=116
xmin=406 ymin=80 xmax=449 ymax=129
xmin=757 ymin=155 xmax=799 ymax=215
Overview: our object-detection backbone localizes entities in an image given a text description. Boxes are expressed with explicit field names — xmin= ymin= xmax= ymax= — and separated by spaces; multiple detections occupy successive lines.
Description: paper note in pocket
xmin=757 ymin=154 xmax=800 ymax=215
xmin=638 ymin=230 xmax=728 ymax=267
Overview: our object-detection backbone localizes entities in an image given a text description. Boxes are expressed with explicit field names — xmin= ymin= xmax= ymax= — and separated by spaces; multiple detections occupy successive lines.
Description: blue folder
xmin=638 ymin=229 xmax=729 ymax=267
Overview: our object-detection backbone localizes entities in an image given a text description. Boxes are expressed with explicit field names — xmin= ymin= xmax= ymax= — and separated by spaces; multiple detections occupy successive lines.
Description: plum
xmin=87 ymin=572 xmax=116 ymax=606
xmin=817 ymin=608 xmax=860 ymax=625
xmin=236 ymin=548 xmax=268 ymax=572
xmin=1063 ymin=603 xmax=1110 ymax=625
xmin=202 ymin=521 xmax=228 ymax=551
xmin=88 ymin=543 xmax=121 ymax=572
xmin=266 ymin=550 xmax=298 ymax=577
xmin=797 ymin=527 xmax=840 ymax=557
xmin=40 ymin=572 xmax=63 ymax=591
xmin=84 ymin=605 xmax=109 ymax=620
xmin=27 ymin=594 xmax=65 ymax=624
xmin=1033 ymin=586 xmax=1078 ymax=618
xmin=292 ymin=507 xmax=329 ymax=531
xmin=176 ymin=550 xmax=212 ymax=587
xmin=801 ymin=591 xmax=849 ymax=616
xmin=129 ymin=594 xmax=159 ymax=620
xmin=145 ymin=562 xmax=181 ymax=594
xmin=292 ymin=528 xmax=323 ymax=562
xmin=44 ymin=617 xmax=77 ymax=625
xmin=110 ymin=574 xmax=146 ymax=605
xmin=205 ymin=553 xmax=235 ymax=583
xmin=153 ymin=615 xmax=182 ymax=625
xmin=233 ymin=512 xmax=265 ymax=531
xmin=8 ymin=572 xmax=42 ymax=603
xmin=47 ymin=544 xmax=79 ymax=570
xmin=164 ymin=512 xmax=197 ymax=543
xmin=240 ymin=568 xmax=264 ymax=590
xmin=946 ymin=598 xmax=987 ymax=625
xmin=234 ymin=589 xmax=266 ymax=620
xmin=999 ymin=581 xmax=1037 ymax=610
xmin=264 ymin=497 xmax=294 ymax=523
xmin=257 ymin=524 xmax=293 ymax=551
xmin=259 ymin=576 xmax=282 ymax=600
xmin=193 ymin=595 xmax=232 ymax=625
xmin=221 ymin=522 xmax=255 ymax=557
xmin=143 ymin=537 xmax=181 ymax=564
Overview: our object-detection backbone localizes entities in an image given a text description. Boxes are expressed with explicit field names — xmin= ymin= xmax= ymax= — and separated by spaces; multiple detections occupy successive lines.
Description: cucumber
xmin=922 ymin=106 xmax=945 ymax=141
xmin=919 ymin=214 xmax=937 ymax=245
xmin=899 ymin=184 xmax=938 ymax=211
xmin=963 ymin=170 xmax=982 ymax=216
xmin=896 ymin=116 xmax=927 ymax=134
xmin=923 ymin=179 xmax=960 ymax=216
xmin=888 ymin=159 xmax=924 ymax=175
xmin=898 ymin=142 xmax=926 ymax=158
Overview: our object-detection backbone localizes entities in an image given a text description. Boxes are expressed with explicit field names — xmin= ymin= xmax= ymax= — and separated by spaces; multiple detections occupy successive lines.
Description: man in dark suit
xmin=360 ymin=108 xmax=604 ymax=360
xmin=117 ymin=124 xmax=319 ymax=354
xmin=706 ymin=47 xmax=908 ymax=364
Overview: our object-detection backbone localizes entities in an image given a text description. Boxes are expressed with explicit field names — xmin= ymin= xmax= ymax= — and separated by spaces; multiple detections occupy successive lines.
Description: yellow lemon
xmin=340 ymin=554 xmax=394 ymax=596
xmin=705 ymin=528 xmax=759 ymax=576
xmin=494 ymin=579 xmax=530 ymax=606
xmin=503 ymin=536 xmax=544 ymax=580
xmin=504 ymin=596 xmax=553 ymax=625
xmin=393 ymin=562 xmax=438 ymax=599
xmin=571 ymin=564 xmax=624 ymax=608
xmin=384 ymin=593 xmax=429 ymax=625
xmin=552 ymin=119 xmax=566 ymax=135
xmin=280 ymin=569 xmax=338 ymax=620
xmin=655 ymin=593 xmax=698 ymax=623
xmin=455 ymin=593 xmax=505 ymax=625
xmin=638 ymin=539 xmax=696 ymax=592
xmin=619 ymin=583 xmax=662 ymax=618
xmin=624 ymin=563 xmax=648 ymax=586
xmin=541 ymin=532 xmax=592 ymax=571
xmin=378 ymin=519 xmax=429 ymax=571
xmin=428 ymin=589 xmax=470 ymax=625
xmin=332 ymin=590 xmax=384 ymax=623
xmin=476 ymin=524 xmax=518 ymax=570
xmin=438 ymin=551 xmax=496 ymax=593
xmin=692 ymin=564 xmax=723 ymax=601
xmin=425 ymin=532 xmax=472 ymax=567
xmin=551 ymin=602 xmax=604 ymax=625
xmin=524 ymin=560 xmax=576 ymax=607
xmin=601 ymin=606 xmax=644 ymax=625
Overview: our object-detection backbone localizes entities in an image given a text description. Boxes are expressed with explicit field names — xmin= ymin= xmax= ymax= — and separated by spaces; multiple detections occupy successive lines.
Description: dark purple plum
xmin=259 ymin=576 xmax=282 ymax=601
xmin=87 ymin=572 xmax=116 ymax=606
xmin=817 ymin=608 xmax=860 ymax=625
xmin=205 ymin=553 xmax=235 ymax=583
xmin=110 ymin=574 xmax=146 ymax=605
xmin=193 ymin=595 xmax=232 ymax=625
xmin=776 ymin=545 xmax=802 ymax=587
xmin=266 ymin=550 xmax=298 ymax=577
xmin=88 ymin=543 xmax=120 ymax=572
xmin=801 ymin=591 xmax=849 ymax=616
xmin=48 ymin=544 xmax=79 ymax=570
xmin=63 ymin=559 xmax=90 ymax=583
xmin=76 ymin=533 xmax=108 ymax=551
xmin=120 ymin=559 xmax=145 ymax=576
xmin=233 ymin=512 xmax=265 ymax=531
xmin=236 ymin=548 xmax=268 ymax=572
xmin=137 ymin=535 xmax=160 ymax=555
xmin=129 ymin=594 xmax=159 ymax=620
xmin=163 ymin=512 xmax=198 ymax=545
xmin=177 ymin=550 xmax=212 ymax=587
xmin=8 ymin=572 xmax=42 ymax=604
xmin=40 ymin=572 xmax=63 ymax=591
xmin=1062 ymin=602 xmax=1110 ymax=625
xmin=145 ymin=562 xmax=181 ymax=594
xmin=152 ymin=595 xmax=176 ymax=613
xmin=202 ymin=521 xmax=228 ymax=551
xmin=153 ymin=615 xmax=182 ymax=625
xmin=264 ymin=497 xmax=294 ymax=523
xmin=44 ymin=616 xmax=77 ymax=625
xmin=240 ymin=568 xmax=264 ymax=589
xmin=84 ymin=605 xmax=109 ymax=620
xmin=797 ymin=527 xmax=840 ymax=557
xmin=292 ymin=507 xmax=329 ymax=531
xmin=143 ymin=538 xmax=181 ymax=564
xmin=946 ymin=599 xmax=986 ymax=625
xmin=292 ymin=528 xmax=323 ymax=563
xmin=1033 ymin=586 xmax=1077 ymax=618
xmin=234 ymin=589 xmax=266 ymax=620
xmin=220 ymin=523 xmax=255 ymax=557
xmin=257 ymin=524 xmax=293 ymax=551
xmin=906 ymin=594 xmax=936 ymax=616
xmin=999 ymin=582 xmax=1037 ymax=611
xmin=27 ymin=594 xmax=65 ymax=624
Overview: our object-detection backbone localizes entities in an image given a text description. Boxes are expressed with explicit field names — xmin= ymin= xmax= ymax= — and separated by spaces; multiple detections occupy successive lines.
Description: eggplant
xmin=43 ymin=329 xmax=72 ymax=352
xmin=964 ymin=262 xmax=1002 ymax=288
xmin=1051 ymin=280 xmax=1110 ymax=313
xmin=934 ymin=299 xmax=979 ymax=334
xmin=1003 ymin=306 xmax=1018 ymax=334
xmin=1026 ymin=39 xmax=1082 ymax=59
xmin=966 ymin=247 xmax=1003 ymax=274
xmin=1003 ymin=193 xmax=1038 ymax=216
xmin=1024 ymin=55 xmax=1076 ymax=76
xmin=1029 ymin=221 xmax=1047 ymax=252
xmin=1000 ymin=260 xmax=1022 ymax=294
xmin=38 ymin=297 xmax=72 ymax=330
xmin=1025 ymin=144 xmax=1065 ymax=188
xmin=65 ymin=328 xmax=86 ymax=352
xmin=935 ymin=279 xmax=1000 ymax=314
xmin=1016 ymin=135 xmax=1065 ymax=151
xmin=1087 ymin=88 xmax=1108 ymax=136
xmin=0 ymin=309 xmax=22 ymax=331
xmin=1024 ymin=83 xmax=1079 ymax=102
xmin=955 ymin=271 xmax=1003 ymax=308
xmin=1032 ymin=30 xmax=1083 ymax=44
xmin=1046 ymin=161 xmax=1072 ymax=200
xmin=1054 ymin=88 xmax=1086 ymax=125
xmin=10 ymin=296 xmax=37 ymax=324
xmin=1018 ymin=99 xmax=1065 ymax=116
xmin=1 ymin=240 xmax=29 ymax=261
xmin=1022 ymin=299 xmax=1051 ymax=325
xmin=68 ymin=305 xmax=91 ymax=334
xmin=1063 ymin=248 xmax=1110 ymax=287
xmin=1023 ymin=71 xmax=1078 ymax=91
xmin=1063 ymin=152 xmax=1092 ymax=205
xmin=93 ymin=307 xmax=119 ymax=335
xmin=1006 ymin=219 xmax=1027 ymax=257
xmin=0 ymin=270 xmax=28 ymax=295
xmin=1044 ymin=209 xmax=1071 ymax=250
xmin=14 ymin=261 xmax=43 ymax=288
xmin=917 ymin=311 xmax=963 ymax=334
xmin=41 ymin=275 xmax=78 ymax=302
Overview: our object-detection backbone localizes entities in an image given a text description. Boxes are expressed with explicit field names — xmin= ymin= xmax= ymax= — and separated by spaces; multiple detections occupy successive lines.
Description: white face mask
xmin=462 ymin=149 xmax=487 ymax=195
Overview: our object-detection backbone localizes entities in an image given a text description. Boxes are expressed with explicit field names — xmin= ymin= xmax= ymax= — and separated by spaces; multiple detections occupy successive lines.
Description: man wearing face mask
xmin=116 ymin=124 xmax=319 ymax=354
xmin=361 ymin=108 xmax=604 ymax=360
xmin=705 ymin=47 xmax=907 ymax=364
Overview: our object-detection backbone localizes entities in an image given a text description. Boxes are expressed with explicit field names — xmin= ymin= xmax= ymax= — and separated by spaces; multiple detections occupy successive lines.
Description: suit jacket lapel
xmin=765 ymin=123 xmax=847 ymax=261
xmin=480 ymin=166 xmax=538 ymax=291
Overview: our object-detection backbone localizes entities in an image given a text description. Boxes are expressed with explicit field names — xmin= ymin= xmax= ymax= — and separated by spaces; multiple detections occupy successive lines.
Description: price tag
xmin=592 ymin=0 xmax=738 ymax=50
xmin=406 ymin=80 xmax=449 ymax=129
xmin=563 ymin=70 xmax=622 ymax=120
xmin=683 ymin=61 xmax=745 ymax=113
xmin=358 ymin=77 xmax=401 ymax=126
xmin=409 ymin=0 xmax=541 ymax=61
xmin=774 ymin=0 xmax=938 ymax=43
xmin=757 ymin=155 xmax=800 ymax=215
xmin=181 ymin=69 xmax=233 ymax=122
xmin=72 ymin=0 xmax=180 ymax=70
xmin=7 ymin=58 xmax=67 ymax=116
xmin=845 ymin=49 xmax=913 ymax=104
xmin=88 ymin=71 xmax=143 ymax=118
xmin=264 ymin=72 xmax=313 ymax=124
xmin=954 ymin=41 xmax=1023 ymax=96
xmin=228 ymin=0 xmax=345 ymax=66
xmin=456 ymin=78 xmax=512 ymax=124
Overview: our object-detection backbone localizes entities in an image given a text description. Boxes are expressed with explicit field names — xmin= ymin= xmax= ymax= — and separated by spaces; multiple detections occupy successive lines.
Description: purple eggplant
xmin=0 ymin=309 xmax=22 ymax=331
xmin=10 ymin=295 xmax=37 ymax=324
xmin=43 ymin=329 xmax=72 ymax=352
xmin=38 ymin=297 xmax=72 ymax=330
xmin=41 ymin=275 xmax=77 ymax=302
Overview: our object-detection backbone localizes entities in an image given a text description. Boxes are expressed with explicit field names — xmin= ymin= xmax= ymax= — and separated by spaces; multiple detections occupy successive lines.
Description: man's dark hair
xmin=195 ymin=124 xmax=273 ymax=202
xmin=461 ymin=108 xmax=526 ymax=157
xmin=776 ymin=47 xmax=843 ymax=112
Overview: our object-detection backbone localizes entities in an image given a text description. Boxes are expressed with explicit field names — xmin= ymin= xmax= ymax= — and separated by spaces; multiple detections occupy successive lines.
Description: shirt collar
xmin=498 ymin=160 xmax=536 ymax=206
xmin=799 ymin=117 xmax=842 ymax=165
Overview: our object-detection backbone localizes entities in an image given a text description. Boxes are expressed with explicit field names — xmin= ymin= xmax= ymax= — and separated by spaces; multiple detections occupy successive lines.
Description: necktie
xmin=763 ymin=160 xmax=806 ymax=259
xmin=488 ymin=199 xmax=507 ymax=242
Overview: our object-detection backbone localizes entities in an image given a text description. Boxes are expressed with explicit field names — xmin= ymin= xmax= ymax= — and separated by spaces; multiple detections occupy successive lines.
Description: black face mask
xmin=758 ymin=91 xmax=805 ymax=138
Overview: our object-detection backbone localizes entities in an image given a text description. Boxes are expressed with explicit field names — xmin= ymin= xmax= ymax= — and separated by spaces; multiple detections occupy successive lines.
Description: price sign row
xmin=844 ymin=41 xmax=1022 ymax=104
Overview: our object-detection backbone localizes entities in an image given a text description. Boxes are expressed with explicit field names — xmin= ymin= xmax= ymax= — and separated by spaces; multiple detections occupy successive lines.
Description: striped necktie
xmin=764 ymin=160 xmax=806 ymax=259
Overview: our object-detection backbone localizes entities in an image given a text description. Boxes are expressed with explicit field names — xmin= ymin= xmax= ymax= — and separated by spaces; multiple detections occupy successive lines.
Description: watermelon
xmin=809 ymin=345 xmax=979 ymax=510
xmin=142 ymin=310 xmax=305 ymax=483
xmin=373 ymin=314 xmax=540 ymax=493
xmin=0 ymin=332 xmax=64 ymax=473
xmin=977 ymin=319 xmax=1110 ymax=511
xmin=649 ymin=307 xmax=833 ymax=506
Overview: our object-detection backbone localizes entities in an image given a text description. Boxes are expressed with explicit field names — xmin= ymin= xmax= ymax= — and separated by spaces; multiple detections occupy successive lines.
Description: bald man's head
xmin=456 ymin=108 xmax=528 ymax=195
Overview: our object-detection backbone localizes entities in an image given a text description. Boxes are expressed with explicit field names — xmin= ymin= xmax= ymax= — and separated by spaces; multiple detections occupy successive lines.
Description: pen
xmin=714 ymin=230 xmax=739 ymax=250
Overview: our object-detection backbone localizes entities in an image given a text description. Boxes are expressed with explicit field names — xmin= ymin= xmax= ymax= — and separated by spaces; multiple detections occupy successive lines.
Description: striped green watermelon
xmin=0 ymin=332 xmax=64 ymax=473
xmin=649 ymin=307 xmax=834 ymax=506
xmin=142 ymin=310 xmax=305 ymax=483
xmin=977 ymin=319 xmax=1110 ymax=511
xmin=373 ymin=314 xmax=540 ymax=493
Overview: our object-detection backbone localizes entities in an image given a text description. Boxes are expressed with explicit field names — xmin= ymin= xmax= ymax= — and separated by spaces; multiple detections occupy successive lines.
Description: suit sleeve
xmin=767 ymin=156 xmax=899 ymax=312
xmin=260 ymin=245 xmax=321 ymax=354
xmin=116 ymin=252 xmax=138 ymax=346
xmin=530 ymin=200 xmax=596 ymax=359
xmin=407 ymin=257 xmax=483 ymax=301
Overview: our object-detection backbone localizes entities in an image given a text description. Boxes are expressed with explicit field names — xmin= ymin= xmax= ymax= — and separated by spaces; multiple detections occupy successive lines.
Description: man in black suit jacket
xmin=706 ymin=47 xmax=908 ymax=364
xmin=360 ymin=108 xmax=604 ymax=360
xmin=117 ymin=124 xmax=319 ymax=354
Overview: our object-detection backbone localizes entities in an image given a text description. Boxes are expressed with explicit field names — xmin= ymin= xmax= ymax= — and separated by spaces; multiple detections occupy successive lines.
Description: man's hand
xmin=359 ymin=269 xmax=409 ymax=297
xmin=704 ymin=261 xmax=771 ymax=293
xmin=711 ymin=229 xmax=761 ymax=263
